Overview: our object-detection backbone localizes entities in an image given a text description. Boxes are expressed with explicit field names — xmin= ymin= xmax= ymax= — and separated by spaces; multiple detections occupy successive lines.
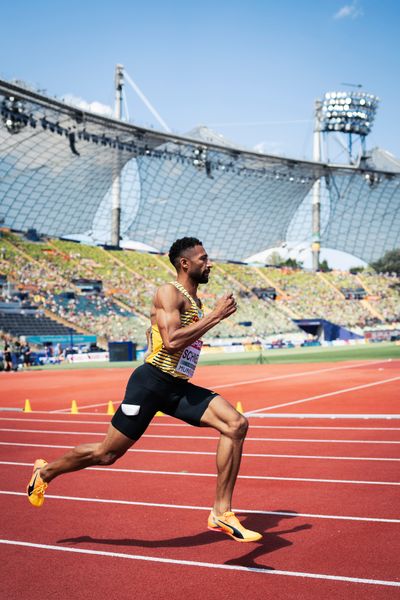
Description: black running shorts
xmin=111 ymin=362 xmax=218 ymax=441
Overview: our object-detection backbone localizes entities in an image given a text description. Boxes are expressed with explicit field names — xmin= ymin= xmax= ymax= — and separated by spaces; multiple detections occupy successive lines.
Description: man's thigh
xmin=161 ymin=382 xmax=217 ymax=427
xmin=111 ymin=366 xmax=162 ymax=441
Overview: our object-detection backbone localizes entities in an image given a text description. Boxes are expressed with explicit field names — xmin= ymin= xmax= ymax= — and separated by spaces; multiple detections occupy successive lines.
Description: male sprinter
xmin=27 ymin=237 xmax=262 ymax=543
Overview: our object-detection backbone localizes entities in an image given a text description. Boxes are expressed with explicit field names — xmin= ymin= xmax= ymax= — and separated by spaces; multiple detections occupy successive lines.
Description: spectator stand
xmin=0 ymin=230 xmax=399 ymax=345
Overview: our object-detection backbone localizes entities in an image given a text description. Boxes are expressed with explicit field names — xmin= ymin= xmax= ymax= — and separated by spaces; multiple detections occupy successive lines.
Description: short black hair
xmin=168 ymin=237 xmax=202 ymax=270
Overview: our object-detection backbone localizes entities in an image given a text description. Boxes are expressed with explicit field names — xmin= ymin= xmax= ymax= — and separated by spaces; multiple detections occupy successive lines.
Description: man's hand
xmin=212 ymin=293 xmax=237 ymax=321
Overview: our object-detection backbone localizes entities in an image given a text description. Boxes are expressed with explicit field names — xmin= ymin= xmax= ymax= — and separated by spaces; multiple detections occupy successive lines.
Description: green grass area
xmin=28 ymin=341 xmax=400 ymax=370
xmin=199 ymin=342 xmax=400 ymax=365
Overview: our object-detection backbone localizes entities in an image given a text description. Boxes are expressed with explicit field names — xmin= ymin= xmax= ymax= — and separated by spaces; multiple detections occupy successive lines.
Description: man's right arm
xmin=155 ymin=285 xmax=237 ymax=353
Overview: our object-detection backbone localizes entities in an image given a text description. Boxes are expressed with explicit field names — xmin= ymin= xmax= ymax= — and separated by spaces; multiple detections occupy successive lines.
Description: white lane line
xmin=52 ymin=402 xmax=110 ymax=413
xmin=0 ymin=539 xmax=399 ymax=586
xmin=247 ymin=414 xmax=400 ymax=420
xmin=2 ymin=461 xmax=399 ymax=486
xmin=0 ymin=417 xmax=113 ymax=425
xmin=2 ymin=490 xmax=399 ymax=523
xmin=248 ymin=376 xmax=400 ymax=414
xmin=1 ymin=428 xmax=399 ymax=444
xmin=2 ymin=417 xmax=400 ymax=431
xmin=1 ymin=441 xmax=400 ymax=462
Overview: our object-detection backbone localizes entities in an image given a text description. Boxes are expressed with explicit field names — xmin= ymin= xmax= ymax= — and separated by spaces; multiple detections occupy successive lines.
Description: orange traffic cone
xmin=23 ymin=399 xmax=32 ymax=412
xmin=70 ymin=400 xmax=79 ymax=414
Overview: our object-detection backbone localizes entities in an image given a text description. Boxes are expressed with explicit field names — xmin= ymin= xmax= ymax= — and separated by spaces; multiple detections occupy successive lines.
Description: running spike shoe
xmin=207 ymin=510 xmax=262 ymax=542
xmin=27 ymin=459 xmax=48 ymax=507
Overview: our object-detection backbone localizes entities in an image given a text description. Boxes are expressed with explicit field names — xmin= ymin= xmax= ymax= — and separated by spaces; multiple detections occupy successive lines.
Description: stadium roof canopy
xmin=1 ymin=79 xmax=399 ymax=263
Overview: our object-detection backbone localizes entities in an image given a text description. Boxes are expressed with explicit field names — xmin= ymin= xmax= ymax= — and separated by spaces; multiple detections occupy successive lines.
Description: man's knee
xmin=228 ymin=414 xmax=249 ymax=440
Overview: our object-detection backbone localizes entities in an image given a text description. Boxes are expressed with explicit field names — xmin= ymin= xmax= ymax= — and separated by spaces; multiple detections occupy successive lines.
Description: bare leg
xmin=200 ymin=395 xmax=248 ymax=516
xmin=40 ymin=424 xmax=134 ymax=484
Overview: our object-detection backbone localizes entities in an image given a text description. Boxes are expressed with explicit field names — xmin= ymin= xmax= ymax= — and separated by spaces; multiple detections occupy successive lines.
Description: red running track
xmin=0 ymin=360 xmax=399 ymax=599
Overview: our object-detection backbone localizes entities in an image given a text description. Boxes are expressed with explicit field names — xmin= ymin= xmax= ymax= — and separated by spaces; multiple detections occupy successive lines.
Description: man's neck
xmin=177 ymin=274 xmax=198 ymax=298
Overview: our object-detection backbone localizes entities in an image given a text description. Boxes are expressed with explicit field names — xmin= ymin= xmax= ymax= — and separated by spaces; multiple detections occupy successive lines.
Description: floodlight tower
xmin=111 ymin=64 xmax=124 ymax=247
xmin=311 ymin=89 xmax=379 ymax=271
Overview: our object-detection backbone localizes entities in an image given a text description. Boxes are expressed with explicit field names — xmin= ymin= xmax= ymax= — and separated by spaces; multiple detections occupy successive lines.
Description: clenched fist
xmin=213 ymin=293 xmax=237 ymax=321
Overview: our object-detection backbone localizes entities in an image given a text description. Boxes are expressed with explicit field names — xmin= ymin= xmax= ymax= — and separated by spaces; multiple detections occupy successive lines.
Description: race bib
xmin=175 ymin=339 xmax=203 ymax=378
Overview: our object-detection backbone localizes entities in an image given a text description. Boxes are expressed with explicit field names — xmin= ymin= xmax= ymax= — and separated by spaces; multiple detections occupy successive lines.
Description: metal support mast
xmin=111 ymin=64 xmax=124 ymax=247
xmin=311 ymin=100 xmax=322 ymax=271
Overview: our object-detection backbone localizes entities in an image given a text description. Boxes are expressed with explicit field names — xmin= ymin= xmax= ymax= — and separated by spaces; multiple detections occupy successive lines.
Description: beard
xmin=192 ymin=269 xmax=210 ymax=284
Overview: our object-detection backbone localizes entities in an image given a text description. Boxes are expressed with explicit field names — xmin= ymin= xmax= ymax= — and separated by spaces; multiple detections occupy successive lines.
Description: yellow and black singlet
xmin=145 ymin=281 xmax=204 ymax=380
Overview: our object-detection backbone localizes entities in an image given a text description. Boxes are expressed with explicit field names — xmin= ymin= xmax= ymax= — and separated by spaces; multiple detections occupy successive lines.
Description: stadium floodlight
xmin=311 ymin=90 xmax=379 ymax=272
xmin=319 ymin=91 xmax=379 ymax=136
xmin=192 ymin=146 xmax=207 ymax=168
xmin=1 ymin=96 xmax=28 ymax=134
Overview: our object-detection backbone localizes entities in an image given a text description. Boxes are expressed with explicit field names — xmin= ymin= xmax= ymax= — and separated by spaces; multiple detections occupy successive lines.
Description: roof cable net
xmin=1 ymin=81 xmax=400 ymax=262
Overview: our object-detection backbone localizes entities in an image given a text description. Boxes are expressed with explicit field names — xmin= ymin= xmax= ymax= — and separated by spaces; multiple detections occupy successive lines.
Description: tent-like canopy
xmin=1 ymin=80 xmax=399 ymax=262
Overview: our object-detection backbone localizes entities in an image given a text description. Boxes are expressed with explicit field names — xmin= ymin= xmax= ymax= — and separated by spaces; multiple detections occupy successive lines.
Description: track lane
xmin=2 ymin=420 xmax=400 ymax=441
xmin=1 ymin=493 xmax=399 ymax=587
xmin=2 ymin=415 xmax=400 ymax=431
xmin=3 ymin=442 xmax=400 ymax=482
xmin=2 ymin=463 xmax=399 ymax=521
xmin=261 ymin=379 xmax=400 ymax=415
xmin=214 ymin=365 xmax=400 ymax=413
xmin=3 ymin=490 xmax=400 ymax=524
xmin=2 ymin=543 xmax=397 ymax=600
xmin=1 ymin=429 xmax=399 ymax=461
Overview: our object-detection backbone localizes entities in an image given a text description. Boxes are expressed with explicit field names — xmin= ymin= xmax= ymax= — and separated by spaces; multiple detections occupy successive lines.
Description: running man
xmin=27 ymin=237 xmax=262 ymax=543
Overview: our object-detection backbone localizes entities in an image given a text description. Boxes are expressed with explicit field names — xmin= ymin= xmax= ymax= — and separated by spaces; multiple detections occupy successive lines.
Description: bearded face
xmin=181 ymin=245 xmax=212 ymax=284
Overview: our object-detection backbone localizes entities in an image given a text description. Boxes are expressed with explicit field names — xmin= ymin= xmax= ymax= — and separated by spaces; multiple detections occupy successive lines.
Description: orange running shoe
xmin=207 ymin=510 xmax=262 ymax=542
xmin=27 ymin=459 xmax=48 ymax=507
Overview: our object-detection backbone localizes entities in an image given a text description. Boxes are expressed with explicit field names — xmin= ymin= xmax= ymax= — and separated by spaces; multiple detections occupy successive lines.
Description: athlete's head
xmin=168 ymin=237 xmax=212 ymax=283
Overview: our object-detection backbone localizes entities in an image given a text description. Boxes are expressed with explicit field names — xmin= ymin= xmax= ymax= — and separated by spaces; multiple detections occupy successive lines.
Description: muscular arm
xmin=154 ymin=284 xmax=236 ymax=353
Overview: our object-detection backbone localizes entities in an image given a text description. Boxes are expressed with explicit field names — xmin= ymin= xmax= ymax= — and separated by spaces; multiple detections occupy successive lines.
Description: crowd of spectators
xmin=0 ymin=231 xmax=399 ymax=348
xmin=263 ymin=268 xmax=399 ymax=332
xmin=40 ymin=290 xmax=145 ymax=342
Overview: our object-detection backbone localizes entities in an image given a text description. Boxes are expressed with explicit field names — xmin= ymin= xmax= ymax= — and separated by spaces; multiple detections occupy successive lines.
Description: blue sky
xmin=1 ymin=0 xmax=399 ymax=267
xmin=1 ymin=0 xmax=399 ymax=160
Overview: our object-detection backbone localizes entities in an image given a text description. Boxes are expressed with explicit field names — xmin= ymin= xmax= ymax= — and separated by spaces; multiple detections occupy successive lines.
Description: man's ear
xmin=180 ymin=256 xmax=189 ymax=271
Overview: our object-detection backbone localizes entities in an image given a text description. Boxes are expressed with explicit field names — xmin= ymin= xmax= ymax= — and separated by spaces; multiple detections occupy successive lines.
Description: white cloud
xmin=62 ymin=94 xmax=114 ymax=117
xmin=253 ymin=141 xmax=285 ymax=156
xmin=334 ymin=2 xmax=363 ymax=19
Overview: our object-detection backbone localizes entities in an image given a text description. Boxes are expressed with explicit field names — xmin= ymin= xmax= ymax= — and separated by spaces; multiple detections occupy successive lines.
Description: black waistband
xmin=141 ymin=362 xmax=188 ymax=386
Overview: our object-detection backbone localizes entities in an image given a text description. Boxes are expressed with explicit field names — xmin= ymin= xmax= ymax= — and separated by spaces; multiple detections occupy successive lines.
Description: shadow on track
xmin=224 ymin=512 xmax=312 ymax=569
xmin=57 ymin=510 xmax=311 ymax=570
